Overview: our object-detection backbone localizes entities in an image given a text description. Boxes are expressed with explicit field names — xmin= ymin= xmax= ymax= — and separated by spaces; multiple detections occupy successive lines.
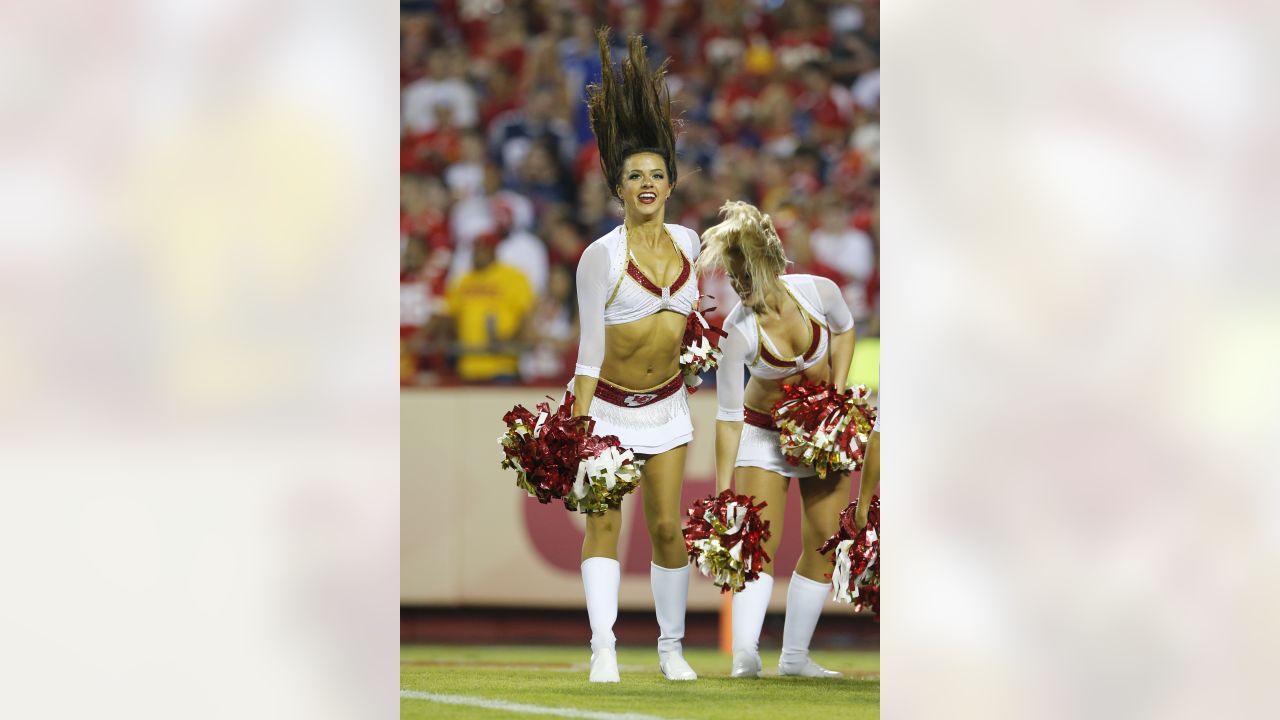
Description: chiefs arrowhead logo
xmin=623 ymin=393 xmax=658 ymax=407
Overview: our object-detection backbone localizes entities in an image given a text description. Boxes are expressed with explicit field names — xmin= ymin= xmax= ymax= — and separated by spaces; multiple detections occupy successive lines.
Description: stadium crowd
xmin=401 ymin=0 xmax=880 ymax=386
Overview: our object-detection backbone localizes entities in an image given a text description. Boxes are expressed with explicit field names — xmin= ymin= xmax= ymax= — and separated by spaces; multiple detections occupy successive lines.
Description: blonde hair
xmin=696 ymin=201 xmax=788 ymax=312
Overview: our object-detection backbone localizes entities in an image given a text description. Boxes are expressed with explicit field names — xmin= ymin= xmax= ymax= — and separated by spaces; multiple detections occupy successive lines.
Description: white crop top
xmin=574 ymin=223 xmax=701 ymax=378
xmin=714 ymin=274 xmax=855 ymax=421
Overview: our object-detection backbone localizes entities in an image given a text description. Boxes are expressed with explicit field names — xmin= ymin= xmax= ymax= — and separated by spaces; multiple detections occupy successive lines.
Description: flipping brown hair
xmin=586 ymin=28 xmax=679 ymax=199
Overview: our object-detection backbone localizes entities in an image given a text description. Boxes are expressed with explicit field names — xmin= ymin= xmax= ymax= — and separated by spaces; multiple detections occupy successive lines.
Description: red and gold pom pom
xmin=679 ymin=304 xmax=727 ymax=394
xmin=771 ymin=379 xmax=877 ymax=478
xmin=818 ymin=496 xmax=879 ymax=615
xmin=498 ymin=391 xmax=642 ymax=514
xmin=682 ymin=489 xmax=772 ymax=593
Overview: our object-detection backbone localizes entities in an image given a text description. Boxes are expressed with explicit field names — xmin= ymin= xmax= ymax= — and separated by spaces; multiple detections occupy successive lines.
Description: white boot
xmin=730 ymin=573 xmax=774 ymax=678
xmin=651 ymin=562 xmax=697 ymax=681
xmin=589 ymin=647 xmax=619 ymax=683
xmin=778 ymin=572 xmax=843 ymax=678
xmin=582 ymin=557 xmax=620 ymax=682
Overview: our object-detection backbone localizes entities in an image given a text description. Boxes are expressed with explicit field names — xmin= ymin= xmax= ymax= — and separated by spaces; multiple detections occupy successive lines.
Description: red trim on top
xmin=625 ymin=253 xmax=691 ymax=298
xmin=759 ymin=318 xmax=824 ymax=369
xmin=803 ymin=317 xmax=822 ymax=358
xmin=758 ymin=342 xmax=793 ymax=369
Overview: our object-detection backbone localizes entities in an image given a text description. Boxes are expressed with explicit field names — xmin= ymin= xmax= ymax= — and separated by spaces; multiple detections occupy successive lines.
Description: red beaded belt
xmin=594 ymin=374 xmax=684 ymax=408
xmin=744 ymin=406 xmax=777 ymax=431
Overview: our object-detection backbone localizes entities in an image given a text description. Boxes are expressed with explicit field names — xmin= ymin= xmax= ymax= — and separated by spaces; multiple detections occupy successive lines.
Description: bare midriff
xmin=599 ymin=310 xmax=686 ymax=390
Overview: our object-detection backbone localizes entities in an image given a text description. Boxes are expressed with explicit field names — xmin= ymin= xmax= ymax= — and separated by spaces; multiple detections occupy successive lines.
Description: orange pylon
xmin=719 ymin=592 xmax=732 ymax=654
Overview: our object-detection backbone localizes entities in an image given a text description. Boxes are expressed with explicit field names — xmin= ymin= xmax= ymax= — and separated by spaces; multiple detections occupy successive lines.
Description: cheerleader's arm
xmin=714 ymin=422 xmax=744 ymax=496
xmin=856 ymin=430 xmax=880 ymax=530
xmin=713 ymin=326 xmax=749 ymax=494
xmin=816 ymin=276 xmax=857 ymax=392
xmin=572 ymin=243 xmax=609 ymax=416
xmin=829 ymin=330 xmax=856 ymax=394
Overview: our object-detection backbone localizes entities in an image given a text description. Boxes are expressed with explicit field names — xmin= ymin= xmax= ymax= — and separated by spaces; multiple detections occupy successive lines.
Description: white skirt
xmin=585 ymin=381 xmax=693 ymax=456
xmin=735 ymin=423 xmax=817 ymax=478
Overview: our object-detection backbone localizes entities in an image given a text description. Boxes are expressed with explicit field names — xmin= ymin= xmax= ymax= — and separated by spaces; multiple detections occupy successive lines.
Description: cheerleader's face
xmin=617 ymin=153 xmax=672 ymax=220
xmin=726 ymin=248 xmax=752 ymax=299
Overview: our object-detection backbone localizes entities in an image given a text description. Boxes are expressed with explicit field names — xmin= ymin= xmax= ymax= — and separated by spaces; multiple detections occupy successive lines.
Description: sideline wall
xmin=402 ymin=387 xmax=864 ymax=612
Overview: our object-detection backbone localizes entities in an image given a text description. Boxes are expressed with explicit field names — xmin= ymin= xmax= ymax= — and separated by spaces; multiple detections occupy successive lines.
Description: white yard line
xmin=399 ymin=690 xmax=682 ymax=720
xmin=399 ymin=662 xmax=650 ymax=673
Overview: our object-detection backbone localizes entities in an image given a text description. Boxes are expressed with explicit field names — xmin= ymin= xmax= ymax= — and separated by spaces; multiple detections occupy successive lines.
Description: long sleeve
xmin=573 ymin=242 xmax=610 ymax=378
xmin=714 ymin=323 xmax=749 ymax=421
xmin=814 ymin=275 xmax=855 ymax=334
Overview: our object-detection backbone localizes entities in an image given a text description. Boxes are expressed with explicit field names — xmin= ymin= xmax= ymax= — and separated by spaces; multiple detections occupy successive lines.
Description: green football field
xmin=402 ymin=645 xmax=879 ymax=719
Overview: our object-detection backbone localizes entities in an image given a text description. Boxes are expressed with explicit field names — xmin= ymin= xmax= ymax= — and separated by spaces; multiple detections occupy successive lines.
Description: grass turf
xmin=402 ymin=645 xmax=879 ymax=720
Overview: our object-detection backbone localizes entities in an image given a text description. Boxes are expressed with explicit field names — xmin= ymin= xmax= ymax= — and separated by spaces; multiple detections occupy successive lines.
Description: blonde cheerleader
xmin=697 ymin=201 xmax=858 ymax=679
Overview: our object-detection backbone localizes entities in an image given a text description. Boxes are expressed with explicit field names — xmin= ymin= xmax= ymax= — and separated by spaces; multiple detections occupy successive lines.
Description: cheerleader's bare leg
xmin=639 ymin=443 xmax=698 ymax=681
xmin=582 ymin=507 xmax=623 ymax=683
xmin=778 ymin=470 xmax=852 ymax=678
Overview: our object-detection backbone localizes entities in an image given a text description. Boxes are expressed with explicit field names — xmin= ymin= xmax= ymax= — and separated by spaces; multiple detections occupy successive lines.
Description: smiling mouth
xmin=638 ymin=192 xmax=657 ymax=204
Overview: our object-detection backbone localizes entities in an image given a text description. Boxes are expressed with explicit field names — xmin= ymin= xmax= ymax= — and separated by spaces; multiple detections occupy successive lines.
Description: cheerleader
xmin=573 ymin=29 xmax=700 ymax=683
xmin=695 ymin=201 xmax=857 ymax=679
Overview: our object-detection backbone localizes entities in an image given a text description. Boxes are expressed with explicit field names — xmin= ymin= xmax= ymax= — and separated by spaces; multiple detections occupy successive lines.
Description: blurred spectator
xmin=478 ymin=65 xmax=522 ymax=131
xmin=522 ymin=29 xmax=571 ymax=100
xmin=773 ymin=0 xmax=831 ymax=72
xmin=851 ymin=120 xmax=879 ymax=172
xmin=444 ymin=234 xmax=535 ymax=383
xmin=779 ymin=221 xmax=844 ymax=287
xmin=544 ymin=217 xmax=588 ymax=268
xmin=559 ymin=15 xmax=605 ymax=144
xmin=401 ymin=235 xmax=430 ymax=384
xmin=520 ymin=264 xmax=579 ymax=383
xmin=401 ymin=104 xmax=463 ymax=175
xmin=401 ymin=174 xmax=455 ymax=383
xmin=443 ymin=132 xmax=486 ymax=198
xmin=400 ymin=174 xmax=451 ymax=253
xmin=853 ymin=0 xmax=880 ymax=59
xmin=575 ymin=173 xmax=619 ymax=240
xmin=402 ymin=48 xmax=479 ymax=134
xmin=448 ymin=164 xmax=536 ymax=283
xmin=810 ymin=196 xmax=876 ymax=320
xmin=611 ymin=4 xmax=664 ymax=63
xmin=756 ymin=79 xmax=801 ymax=157
xmin=754 ymin=154 xmax=792 ymax=212
xmin=488 ymin=86 xmax=577 ymax=182
xmin=511 ymin=140 xmax=574 ymax=207
xmin=795 ymin=61 xmax=855 ymax=146
xmin=400 ymin=15 xmax=436 ymax=87
xmin=851 ymin=67 xmax=880 ymax=112
xmin=830 ymin=0 xmax=879 ymax=82
xmin=828 ymin=0 xmax=865 ymax=39
xmin=496 ymin=209 xmax=550 ymax=297
xmin=481 ymin=7 xmax=530 ymax=80
xmin=789 ymin=145 xmax=825 ymax=195
xmin=709 ymin=144 xmax=754 ymax=205
xmin=698 ymin=2 xmax=749 ymax=67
